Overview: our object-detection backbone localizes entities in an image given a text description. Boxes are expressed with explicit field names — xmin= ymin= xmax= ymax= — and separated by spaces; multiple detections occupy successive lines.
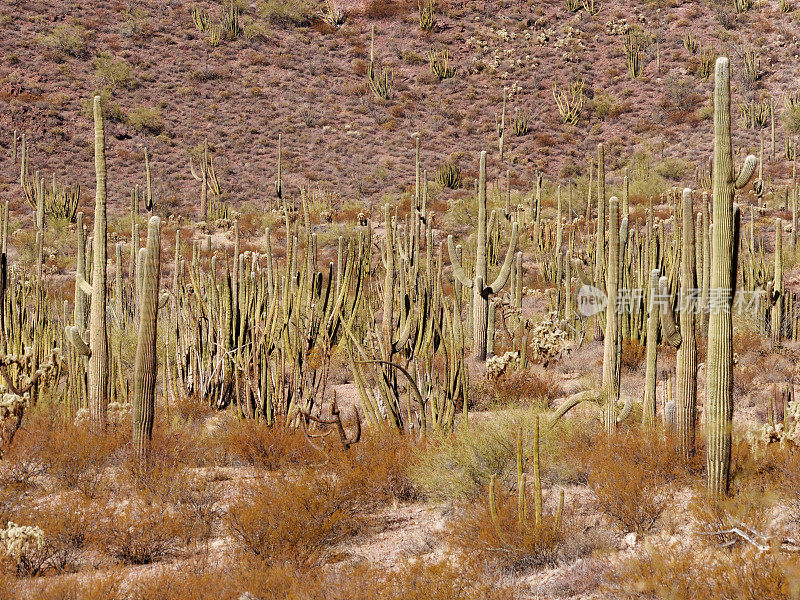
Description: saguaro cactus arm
xmin=487 ymin=222 xmax=519 ymax=294
xmin=447 ymin=235 xmax=474 ymax=288
xmin=735 ymin=155 xmax=757 ymax=189
xmin=65 ymin=326 xmax=91 ymax=357
xmin=659 ymin=276 xmax=682 ymax=348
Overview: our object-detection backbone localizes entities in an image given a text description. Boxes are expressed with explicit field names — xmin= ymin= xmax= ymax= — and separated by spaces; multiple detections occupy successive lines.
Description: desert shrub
xmin=0 ymin=427 xmax=46 ymax=490
xmin=226 ymin=470 xmax=365 ymax=567
xmin=661 ymin=74 xmax=702 ymax=123
xmin=785 ymin=100 xmax=800 ymax=135
xmin=219 ymin=420 xmax=318 ymax=470
xmin=94 ymin=496 xmax=188 ymax=565
xmin=84 ymin=89 xmax=126 ymax=123
xmin=1 ymin=494 xmax=93 ymax=576
xmin=126 ymin=106 xmax=165 ymax=135
xmin=40 ymin=24 xmax=88 ymax=59
xmin=128 ymin=559 xmax=513 ymax=600
xmin=489 ymin=367 xmax=565 ymax=407
xmin=654 ymin=157 xmax=692 ymax=181
xmin=93 ymin=52 xmax=136 ymax=90
xmin=363 ymin=0 xmax=407 ymax=18
xmin=256 ymin=0 xmax=317 ymax=25
xmin=23 ymin=571 xmax=122 ymax=600
xmin=620 ymin=338 xmax=645 ymax=372
xmin=583 ymin=429 xmax=686 ymax=534
xmin=411 ymin=409 xmax=560 ymax=501
xmin=44 ymin=422 xmax=125 ymax=498
xmin=449 ymin=480 xmax=567 ymax=572
xmin=329 ymin=559 xmax=515 ymax=600
xmin=605 ymin=541 xmax=799 ymax=599
xmin=332 ymin=433 xmax=420 ymax=505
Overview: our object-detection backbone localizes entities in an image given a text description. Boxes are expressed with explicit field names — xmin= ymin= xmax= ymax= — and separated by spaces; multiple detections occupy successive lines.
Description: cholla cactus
xmin=0 ymin=522 xmax=44 ymax=560
xmin=529 ymin=312 xmax=569 ymax=363
xmin=486 ymin=351 xmax=519 ymax=380
xmin=748 ymin=397 xmax=800 ymax=449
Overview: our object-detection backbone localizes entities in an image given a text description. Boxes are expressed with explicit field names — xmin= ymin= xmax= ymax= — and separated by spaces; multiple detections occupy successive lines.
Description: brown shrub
xmin=489 ymin=368 xmax=565 ymax=407
xmin=225 ymin=470 xmax=365 ymax=567
xmin=43 ymin=421 xmax=125 ymax=498
xmin=332 ymin=432 xmax=421 ymax=505
xmin=328 ymin=559 xmax=515 ymax=600
xmin=363 ymin=0 xmax=408 ymax=18
xmin=449 ymin=481 xmax=569 ymax=572
xmin=217 ymin=420 xmax=318 ymax=471
xmin=620 ymin=338 xmax=645 ymax=372
xmin=605 ymin=544 xmax=798 ymax=600
xmin=1 ymin=494 xmax=96 ymax=576
xmin=22 ymin=571 xmax=122 ymax=600
xmin=93 ymin=496 xmax=189 ymax=565
xmin=583 ymin=429 xmax=686 ymax=534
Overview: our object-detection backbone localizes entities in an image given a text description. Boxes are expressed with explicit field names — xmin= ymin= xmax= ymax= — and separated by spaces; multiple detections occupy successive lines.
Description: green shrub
xmin=40 ymin=24 xmax=87 ymax=59
xmin=256 ymin=0 xmax=317 ymax=26
xmin=654 ymin=157 xmax=691 ymax=182
xmin=410 ymin=408 xmax=558 ymax=501
xmin=126 ymin=106 xmax=165 ymax=135
xmin=93 ymin=53 xmax=137 ymax=90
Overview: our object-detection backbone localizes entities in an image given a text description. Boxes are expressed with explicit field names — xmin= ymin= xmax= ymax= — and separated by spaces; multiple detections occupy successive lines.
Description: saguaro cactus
xmin=602 ymin=196 xmax=626 ymax=436
xmin=642 ymin=269 xmax=661 ymax=427
xmin=448 ymin=151 xmax=519 ymax=361
xmin=706 ymin=57 xmax=756 ymax=496
xmin=88 ymin=96 xmax=110 ymax=425
xmin=133 ymin=217 xmax=161 ymax=460
xmin=66 ymin=97 xmax=112 ymax=425
xmin=661 ymin=188 xmax=698 ymax=459
xmin=768 ymin=218 xmax=783 ymax=345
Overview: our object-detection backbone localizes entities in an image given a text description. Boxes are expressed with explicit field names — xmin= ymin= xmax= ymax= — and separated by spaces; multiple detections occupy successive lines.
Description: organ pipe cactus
xmin=707 ymin=57 xmax=757 ymax=497
xmin=133 ymin=217 xmax=161 ymax=460
xmin=448 ymin=151 xmax=519 ymax=361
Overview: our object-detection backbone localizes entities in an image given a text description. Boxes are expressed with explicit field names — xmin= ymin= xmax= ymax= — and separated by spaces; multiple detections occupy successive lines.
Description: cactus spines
xmin=133 ymin=217 xmax=161 ymax=460
xmin=706 ymin=57 xmax=756 ymax=496
xmin=88 ymin=95 xmax=110 ymax=425
xmin=448 ymin=151 xmax=519 ymax=361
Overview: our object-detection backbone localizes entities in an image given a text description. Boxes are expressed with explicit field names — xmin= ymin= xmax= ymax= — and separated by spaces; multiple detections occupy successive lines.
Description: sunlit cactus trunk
xmin=643 ymin=269 xmax=660 ymax=427
xmin=89 ymin=96 xmax=110 ymax=425
xmin=676 ymin=188 xmax=698 ymax=459
xmin=602 ymin=197 xmax=621 ymax=436
xmin=133 ymin=217 xmax=161 ymax=460
xmin=706 ymin=57 xmax=756 ymax=496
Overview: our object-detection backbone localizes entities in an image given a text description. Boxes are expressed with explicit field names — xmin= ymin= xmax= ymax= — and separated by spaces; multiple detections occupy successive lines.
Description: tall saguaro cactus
xmin=677 ymin=189 xmax=698 ymax=458
xmin=88 ymin=96 xmax=110 ymax=425
xmin=448 ymin=151 xmax=519 ymax=361
xmin=602 ymin=196 xmax=625 ymax=435
xmin=706 ymin=57 xmax=757 ymax=496
xmin=133 ymin=217 xmax=161 ymax=460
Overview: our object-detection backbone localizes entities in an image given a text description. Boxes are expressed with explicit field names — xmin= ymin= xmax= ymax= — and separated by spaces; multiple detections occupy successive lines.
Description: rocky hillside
xmin=1 ymin=0 xmax=798 ymax=219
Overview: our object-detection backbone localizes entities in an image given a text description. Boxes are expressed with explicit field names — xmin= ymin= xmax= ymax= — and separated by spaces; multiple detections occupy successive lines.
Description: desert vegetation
xmin=3 ymin=0 xmax=800 ymax=598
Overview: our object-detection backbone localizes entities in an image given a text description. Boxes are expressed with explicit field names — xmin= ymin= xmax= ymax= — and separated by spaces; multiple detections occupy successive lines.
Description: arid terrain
xmin=2 ymin=1 xmax=800 ymax=599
